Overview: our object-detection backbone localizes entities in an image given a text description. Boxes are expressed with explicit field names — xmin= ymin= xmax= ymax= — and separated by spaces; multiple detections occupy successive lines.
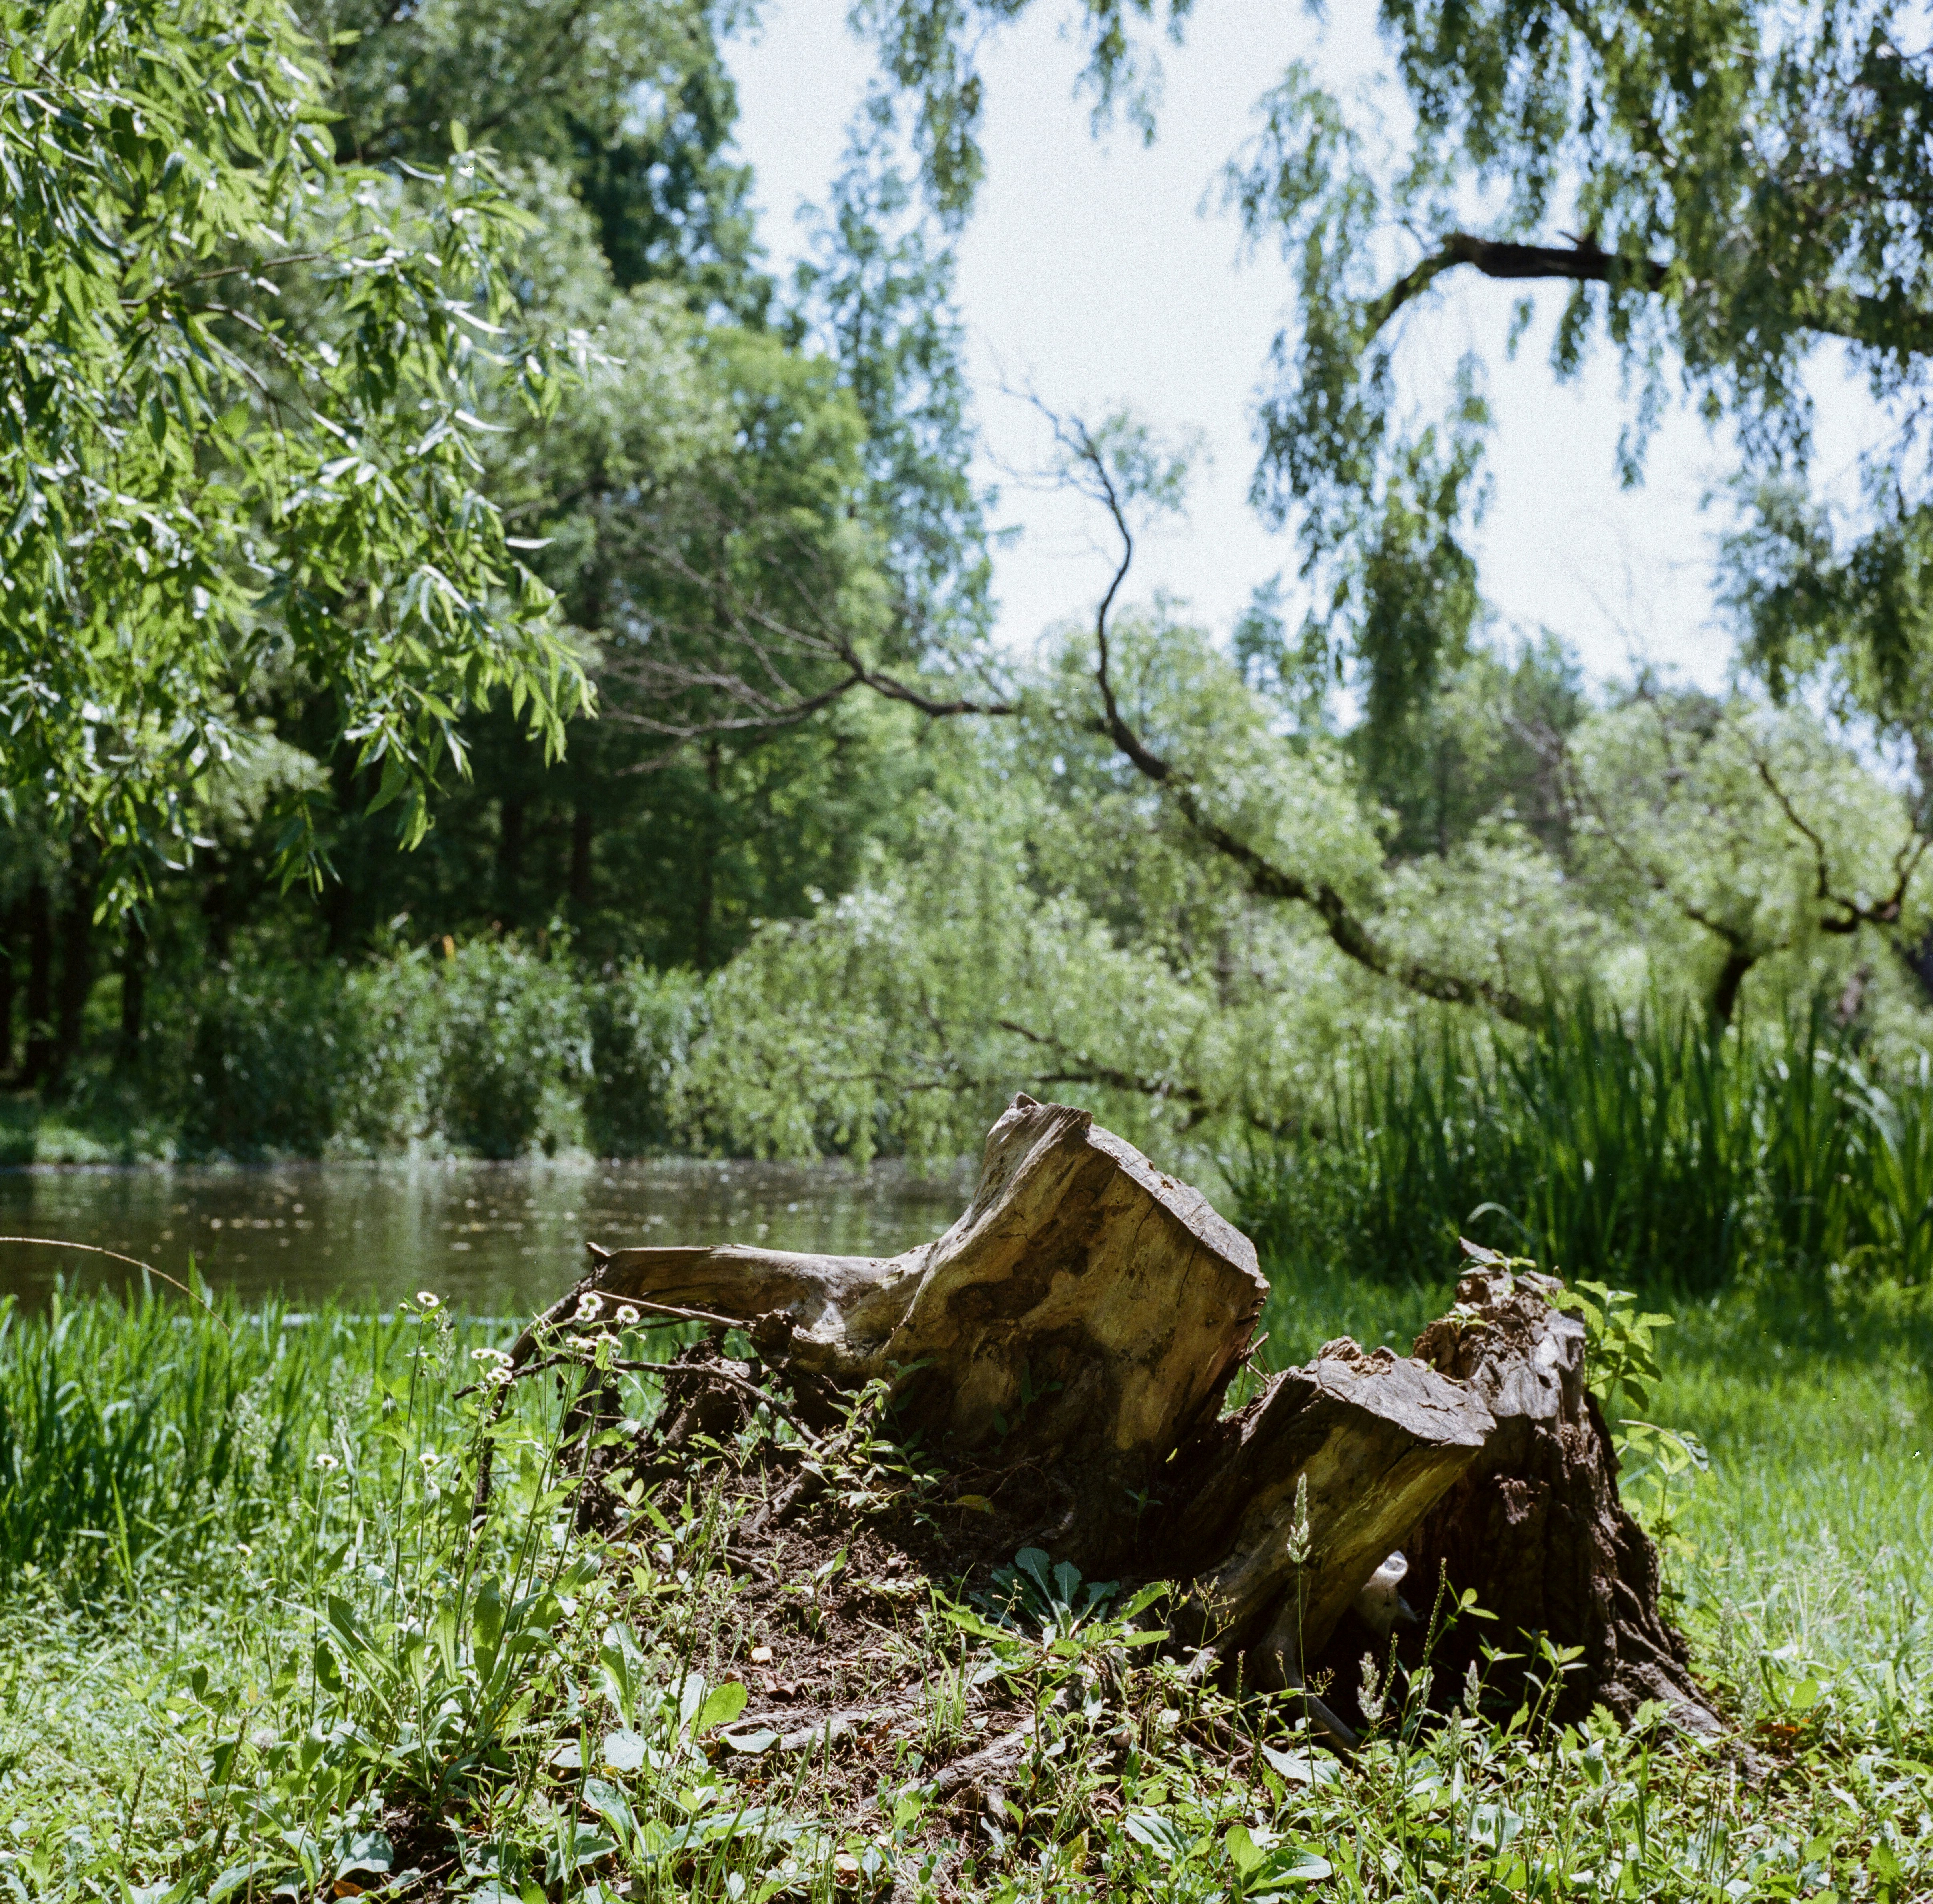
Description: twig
xmin=607 ymin=1296 xmax=749 ymax=1332
xmin=0 ymin=1237 xmax=231 ymax=1335
xmin=467 ymin=1348 xmax=822 ymax=1449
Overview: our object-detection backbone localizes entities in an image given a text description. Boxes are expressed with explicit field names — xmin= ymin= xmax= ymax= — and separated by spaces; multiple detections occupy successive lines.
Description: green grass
xmin=0 ymin=1279 xmax=1927 ymax=1904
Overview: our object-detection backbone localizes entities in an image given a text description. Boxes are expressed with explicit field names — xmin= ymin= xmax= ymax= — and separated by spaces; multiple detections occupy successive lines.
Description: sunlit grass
xmin=0 ymin=1280 xmax=1926 ymax=1902
xmin=1235 ymin=994 xmax=1933 ymax=1303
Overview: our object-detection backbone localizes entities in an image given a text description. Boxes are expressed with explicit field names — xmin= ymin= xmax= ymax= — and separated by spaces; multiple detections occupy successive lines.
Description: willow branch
xmin=1043 ymin=409 xmax=1532 ymax=1023
xmin=1365 ymin=228 xmax=1933 ymax=360
xmin=1366 ymin=232 xmax=1669 ymax=339
xmin=1756 ymin=754 xmax=1931 ymax=933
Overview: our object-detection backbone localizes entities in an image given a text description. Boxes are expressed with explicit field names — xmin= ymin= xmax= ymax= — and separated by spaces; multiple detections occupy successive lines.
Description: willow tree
xmin=847 ymin=1 xmax=1933 ymax=959
xmin=860 ymin=0 xmax=1933 ymax=716
xmin=0 ymin=0 xmax=590 ymax=890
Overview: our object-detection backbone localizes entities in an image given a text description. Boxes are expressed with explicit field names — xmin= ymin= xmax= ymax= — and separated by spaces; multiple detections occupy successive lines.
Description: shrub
xmin=586 ymin=962 xmax=706 ymax=1155
xmin=178 ymin=961 xmax=360 ymax=1159
xmin=351 ymin=936 xmax=593 ymax=1158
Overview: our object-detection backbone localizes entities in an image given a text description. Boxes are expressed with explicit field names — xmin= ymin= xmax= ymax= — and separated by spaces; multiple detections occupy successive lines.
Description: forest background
xmin=10 ymin=0 xmax=1933 ymax=1305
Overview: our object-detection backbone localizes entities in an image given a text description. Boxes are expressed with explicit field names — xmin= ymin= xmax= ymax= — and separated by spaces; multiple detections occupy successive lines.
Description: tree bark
xmin=575 ymin=1097 xmax=1267 ymax=1554
xmin=22 ymin=881 xmax=53 ymax=1086
xmin=496 ymin=794 xmax=526 ymax=925
xmin=120 ymin=911 xmax=149 ymax=1067
xmin=569 ymin=804 xmax=595 ymax=911
xmin=528 ymin=1094 xmax=1721 ymax=1741
xmin=54 ymin=841 xmax=98 ymax=1081
xmin=0 ymin=900 xmax=17 ymax=1078
xmin=1401 ymin=1262 xmax=1718 ymax=1731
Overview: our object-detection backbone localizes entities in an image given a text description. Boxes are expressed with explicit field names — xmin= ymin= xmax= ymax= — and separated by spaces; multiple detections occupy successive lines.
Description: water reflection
xmin=0 ymin=1158 xmax=975 ymax=1314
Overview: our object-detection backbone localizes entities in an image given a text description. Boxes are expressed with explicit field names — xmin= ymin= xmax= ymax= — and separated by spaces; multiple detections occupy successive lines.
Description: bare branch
xmin=994 ymin=1017 xmax=1211 ymax=1125
xmin=1039 ymin=401 xmax=1534 ymax=1026
xmin=584 ymin=472 xmax=1013 ymax=763
xmin=1755 ymin=753 xmax=1931 ymax=934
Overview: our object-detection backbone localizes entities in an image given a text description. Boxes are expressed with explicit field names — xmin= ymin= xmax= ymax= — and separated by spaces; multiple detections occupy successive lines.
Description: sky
xmin=722 ymin=0 xmax=1884 ymax=696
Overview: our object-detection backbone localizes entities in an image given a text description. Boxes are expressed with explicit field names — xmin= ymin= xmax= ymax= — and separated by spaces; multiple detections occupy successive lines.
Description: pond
xmin=0 ymin=1157 xmax=977 ymax=1315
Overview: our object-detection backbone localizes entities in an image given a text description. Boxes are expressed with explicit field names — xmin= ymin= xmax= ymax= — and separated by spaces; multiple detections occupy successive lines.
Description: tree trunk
xmin=692 ymin=737 xmax=722 ymax=971
xmin=569 ymin=804 xmax=594 ymax=911
xmin=54 ymin=841 xmax=98 ymax=1081
xmin=1401 ymin=1262 xmax=1713 ymax=1729
xmin=496 ymin=795 xmax=526 ymax=925
xmin=22 ymin=881 xmax=53 ymax=1086
xmin=522 ymin=1094 xmax=1720 ymax=1743
xmin=120 ymin=911 xmax=149 ymax=1067
xmin=0 ymin=900 xmax=17 ymax=1078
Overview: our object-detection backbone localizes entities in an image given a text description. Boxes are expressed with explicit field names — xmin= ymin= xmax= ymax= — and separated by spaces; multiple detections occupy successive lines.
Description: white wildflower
xmin=1359 ymin=1654 xmax=1385 ymax=1726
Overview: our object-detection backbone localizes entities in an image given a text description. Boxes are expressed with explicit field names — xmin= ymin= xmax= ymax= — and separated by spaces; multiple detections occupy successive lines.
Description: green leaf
xmin=1225 ymin=1823 xmax=1264 ymax=1874
xmin=940 ymin=1606 xmax=1010 ymax=1642
xmin=1121 ymin=1812 xmax=1193 ymax=1862
xmin=1253 ymin=1849 xmax=1333 ymax=1890
xmin=601 ymin=1730 xmax=648 ymax=1772
xmin=695 ymin=1681 xmax=748 ymax=1734
xmin=580 ymin=1777 xmax=634 ymax=1843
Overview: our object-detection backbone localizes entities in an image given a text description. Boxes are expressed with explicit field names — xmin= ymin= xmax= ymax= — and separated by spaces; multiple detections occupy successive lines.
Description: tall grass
xmin=0 ymin=1281 xmax=434 ymax=1598
xmin=1235 ymin=996 xmax=1933 ymax=1302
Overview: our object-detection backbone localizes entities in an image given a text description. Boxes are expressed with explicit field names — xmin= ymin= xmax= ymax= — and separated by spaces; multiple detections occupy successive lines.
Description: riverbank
xmin=15 ymin=981 xmax=1933 ymax=1318
xmin=0 ymin=1277 xmax=1925 ymax=1902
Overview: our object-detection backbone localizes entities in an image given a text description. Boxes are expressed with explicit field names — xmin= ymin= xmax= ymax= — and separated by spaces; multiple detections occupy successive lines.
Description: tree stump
xmin=516 ymin=1094 xmax=1721 ymax=1743
xmin=1401 ymin=1262 xmax=1721 ymax=1732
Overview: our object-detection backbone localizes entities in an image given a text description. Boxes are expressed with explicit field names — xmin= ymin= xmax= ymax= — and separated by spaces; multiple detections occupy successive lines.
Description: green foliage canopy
xmin=855 ymin=0 xmax=1933 ymax=770
xmin=0 ymin=0 xmax=590 ymax=882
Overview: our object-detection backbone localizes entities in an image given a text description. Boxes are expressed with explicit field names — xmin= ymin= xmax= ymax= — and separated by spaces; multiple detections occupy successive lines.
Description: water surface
xmin=0 ymin=1158 xmax=975 ymax=1314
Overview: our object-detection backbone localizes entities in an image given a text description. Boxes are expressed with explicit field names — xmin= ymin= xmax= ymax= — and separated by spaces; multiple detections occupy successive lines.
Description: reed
xmin=0 ymin=1277 xmax=457 ymax=1598
xmin=1234 ymin=994 xmax=1933 ymax=1303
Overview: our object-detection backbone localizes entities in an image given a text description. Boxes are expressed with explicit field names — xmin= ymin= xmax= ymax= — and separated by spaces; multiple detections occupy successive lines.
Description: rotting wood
xmin=515 ymin=1093 xmax=1723 ymax=1742
xmin=1403 ymin=1259 xmax=1724 ymax=1734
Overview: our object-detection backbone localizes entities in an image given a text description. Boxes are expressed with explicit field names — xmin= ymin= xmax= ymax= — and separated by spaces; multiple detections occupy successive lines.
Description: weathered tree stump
xmin=515 ymin=1094 xmax=1721 ymax=1744
xmin=1400 ymin=1262 xmax=1719 ymax=1732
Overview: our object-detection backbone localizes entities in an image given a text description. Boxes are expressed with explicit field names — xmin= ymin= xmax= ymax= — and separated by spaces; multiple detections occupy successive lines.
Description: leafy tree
xmin=793 ymin=106 xmax=996 ymax=672
xmin=1219 ymin=2 xmax=1933 ymax=784
xmin=304 ymin=0 xmax=770 ymax=317
xmin=0 ymin=0 xmax=589 ymax=883
xmin=1562 ymin=691 xmax=1930 ymax=1020
xmin=3 ymin=0 xmax=1000 ymax=1088
xmin=856 ymin=0 xmax=1195 ymax=222
xmin=859 ymin=4 xmax=1933 ymax=776
xmin=684 ymin=620 xmax=1933 ymax=1158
